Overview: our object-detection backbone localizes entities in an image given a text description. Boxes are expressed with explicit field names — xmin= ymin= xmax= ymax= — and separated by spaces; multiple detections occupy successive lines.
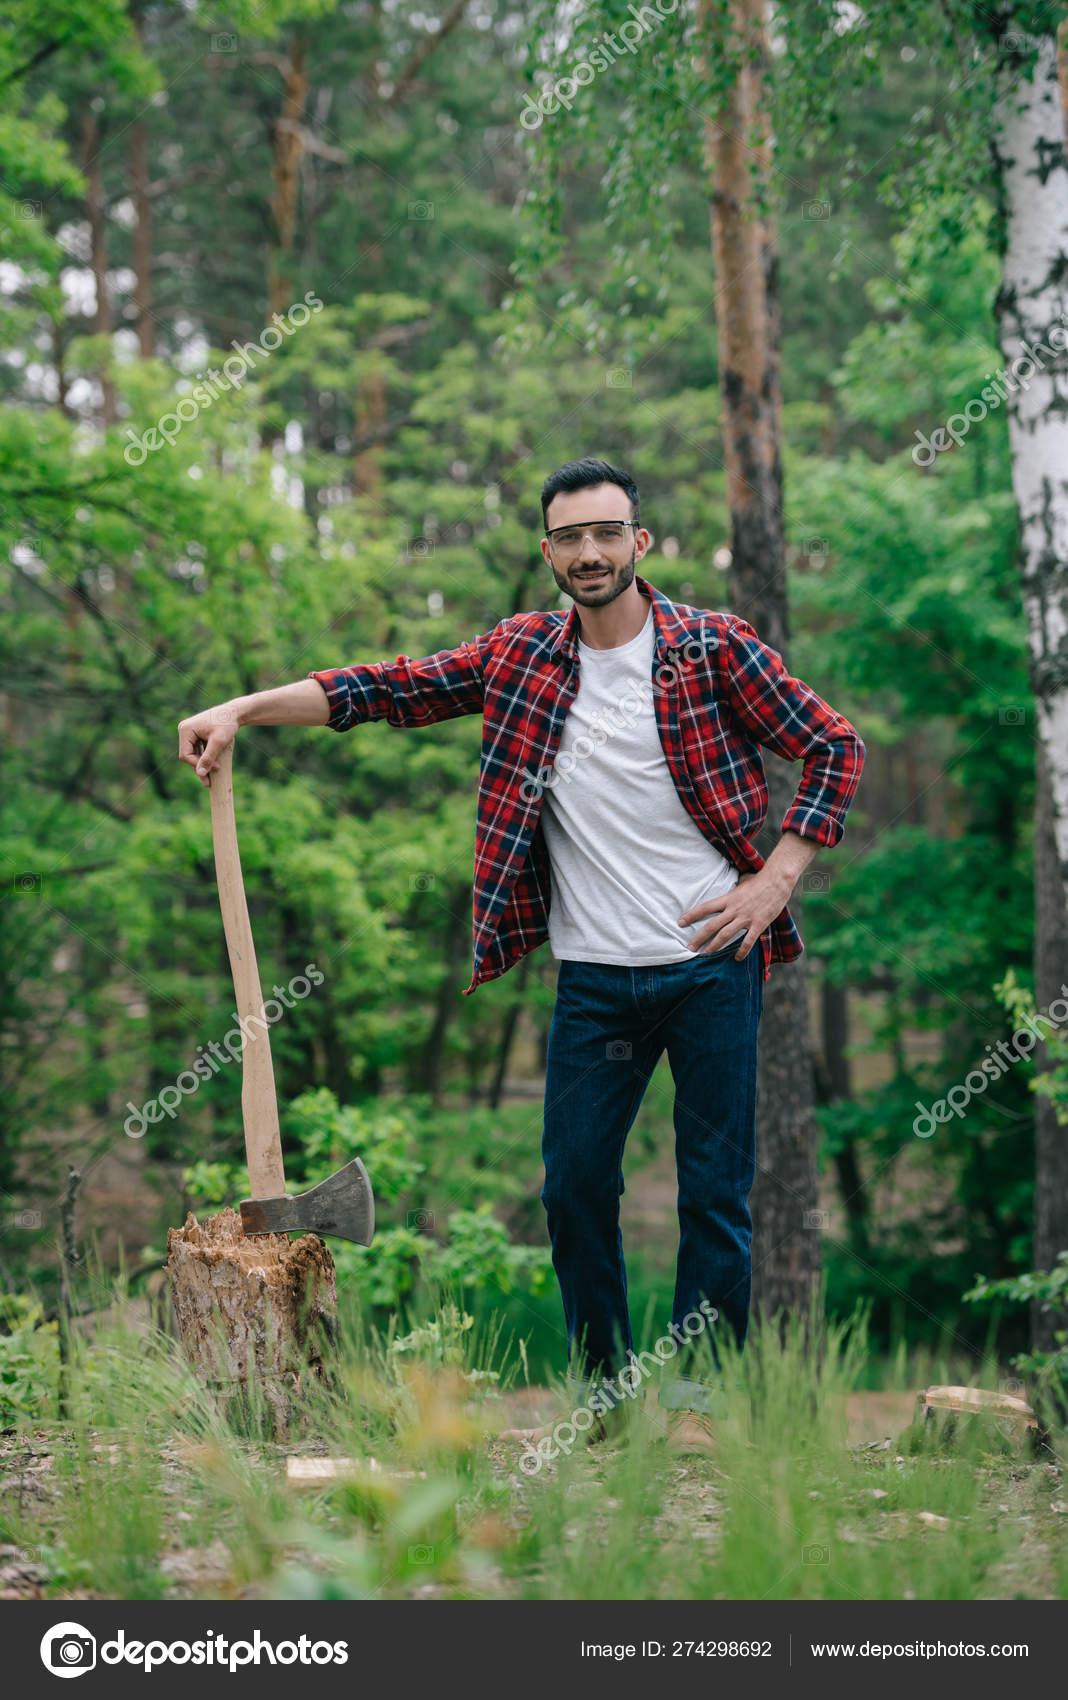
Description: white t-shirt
xmin=539 ymin=606 xmax=746 ymax=965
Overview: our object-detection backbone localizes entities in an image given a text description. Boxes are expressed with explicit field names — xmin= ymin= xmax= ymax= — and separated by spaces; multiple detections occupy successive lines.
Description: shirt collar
xmin=548 ymin=573 xmax=693 ymax=666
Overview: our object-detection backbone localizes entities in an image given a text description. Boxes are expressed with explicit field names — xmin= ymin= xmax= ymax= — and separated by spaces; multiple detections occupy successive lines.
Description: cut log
xmin=286 ymin=1457 xmax=426 ymax=1484
xmin=165 ymin=1207 xmax=338 ymax=1435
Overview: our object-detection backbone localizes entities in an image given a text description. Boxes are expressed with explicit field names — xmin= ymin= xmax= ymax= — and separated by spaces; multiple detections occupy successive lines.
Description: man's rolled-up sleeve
xmin=308 ymin=634 xmax=488 ymax=733
xmin=722 ymin=616 xmax=865 ymax=847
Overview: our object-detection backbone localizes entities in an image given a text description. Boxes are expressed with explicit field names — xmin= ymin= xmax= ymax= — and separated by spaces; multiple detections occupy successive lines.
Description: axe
xmin=207 ymin=741 xmax=374 ymax=1246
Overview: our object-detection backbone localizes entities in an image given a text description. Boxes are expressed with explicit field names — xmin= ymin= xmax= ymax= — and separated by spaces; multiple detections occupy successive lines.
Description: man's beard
xmin=550 ymin=548 xmax=637 ymax=605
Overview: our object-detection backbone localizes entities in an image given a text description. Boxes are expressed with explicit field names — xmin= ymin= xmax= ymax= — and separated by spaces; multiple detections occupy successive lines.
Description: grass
xmin=0 ymin=1286 xmax=1063 ymax=1602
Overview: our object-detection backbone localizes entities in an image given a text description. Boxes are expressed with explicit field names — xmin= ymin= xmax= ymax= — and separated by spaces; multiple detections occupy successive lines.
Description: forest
xmin=0 ymin=0 xmax=1066 ymax=1626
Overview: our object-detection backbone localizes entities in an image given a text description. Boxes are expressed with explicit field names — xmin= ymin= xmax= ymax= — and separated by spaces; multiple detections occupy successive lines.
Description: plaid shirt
xmin=309 ymin=574 xmax=865 ymax=996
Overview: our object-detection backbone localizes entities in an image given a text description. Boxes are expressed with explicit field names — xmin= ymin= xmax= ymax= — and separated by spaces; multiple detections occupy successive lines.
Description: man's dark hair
xmin=540 ymin=458 xmax=640 ymax=531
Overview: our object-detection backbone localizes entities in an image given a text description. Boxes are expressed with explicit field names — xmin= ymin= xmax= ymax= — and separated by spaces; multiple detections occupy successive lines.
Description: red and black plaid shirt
xmin=309 ymin=574 xmax=865 ymax=996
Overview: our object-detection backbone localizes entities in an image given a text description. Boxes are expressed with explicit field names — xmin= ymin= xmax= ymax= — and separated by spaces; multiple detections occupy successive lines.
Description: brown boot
xmin=664 ymin=1407 xmax=718 ymax=1456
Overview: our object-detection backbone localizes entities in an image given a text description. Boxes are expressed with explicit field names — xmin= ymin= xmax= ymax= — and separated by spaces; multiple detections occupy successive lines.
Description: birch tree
xmin=990 ymin=30 xmax=1068 ymax=901
xmin=775 ymin=0 xmax=1068 ymax=1351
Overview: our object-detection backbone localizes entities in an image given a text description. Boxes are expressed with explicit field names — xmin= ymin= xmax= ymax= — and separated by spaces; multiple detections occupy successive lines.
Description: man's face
xmin=540 ymin=481 xmax=651 ymax=607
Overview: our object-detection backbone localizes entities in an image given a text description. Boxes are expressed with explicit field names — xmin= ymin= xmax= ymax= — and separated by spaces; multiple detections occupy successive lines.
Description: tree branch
xmin=274 ymin=116 xmax=350 ymax=165
xmin=252 ymin=49 xmax=292 ymax=77
xmin=365 ymin=319 xmax=431 ymax=349
xmin=71 ymin=573 xmax=173 ymax=803
xmin=0 ymin=35 xmax=66 ymax=89
xmin=348 ymin=412 xmax=417 ymax=452
xmin=384 ymin=0 xmax=469 ymax=107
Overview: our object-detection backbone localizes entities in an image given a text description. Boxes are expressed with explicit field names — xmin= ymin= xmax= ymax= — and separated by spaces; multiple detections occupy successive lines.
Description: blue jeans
xmin=540 ymin=942 xmax=763 ymax=1416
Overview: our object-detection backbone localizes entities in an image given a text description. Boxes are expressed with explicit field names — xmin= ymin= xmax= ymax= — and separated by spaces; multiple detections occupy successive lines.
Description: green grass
xmin=0 ymin=1286 xmax=1063 ymax=1602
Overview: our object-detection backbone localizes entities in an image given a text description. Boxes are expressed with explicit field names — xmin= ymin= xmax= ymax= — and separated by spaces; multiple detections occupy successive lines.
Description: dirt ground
xmin=492 ymin=1386 xmax=918 ymax=1447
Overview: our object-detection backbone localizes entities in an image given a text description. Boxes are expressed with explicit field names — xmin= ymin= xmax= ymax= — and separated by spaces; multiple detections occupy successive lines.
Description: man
xmin=178 ymin=456 xmax=865 ymax=1457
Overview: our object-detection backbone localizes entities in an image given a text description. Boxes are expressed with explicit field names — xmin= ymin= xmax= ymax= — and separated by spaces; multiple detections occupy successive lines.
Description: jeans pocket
xmin=696 ymin=931 xmax=747 ymax=963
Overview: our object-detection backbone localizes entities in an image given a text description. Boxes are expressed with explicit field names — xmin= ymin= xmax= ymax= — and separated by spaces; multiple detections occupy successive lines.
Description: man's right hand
xmin=177 ymin=704 xmax=243 ymax=787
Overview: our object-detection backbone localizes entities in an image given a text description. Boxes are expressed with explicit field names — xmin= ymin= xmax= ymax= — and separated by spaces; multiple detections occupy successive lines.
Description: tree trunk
xmin=989 ymin=28 xmax=1068 ymax=1352
xmin=529 ymin=958 xmax=552 ymax=1078
xmin=165 ymin=1207 xmax=338 ymax=1435
xmin=817 ymin=976 xmax=871 ymax=1258
xmin=700 ymin=0 xmax=821 ymax=1331
xmin=57 ymin=1166 xmax=82 ymax=1422
xmin=411 ymin=899 xmax=469 ymax=1102
xmin=991 ymin=32 xmax=1068 ymax=934
xmin=488 ymin=952 xmax=531 ymax=1108
xmin=1058 ymin=19 xmax=1068 ymax=165
xmin=53 ymin=316 xmax=73 ymax=419
xmin=353 ymin=240 xmax=385 ymax=502
xmin=268 ymin=39 xmax=308 ymax=322
xmin=130 ymin=117 xmax=155 ymax=357
xmin=82 ymin=110 xmax=117 ymax=425
xmin=1032 ymin=736 xmax=1068 ymax=1351
xmin=354 ymin=357 xmax=386 ymax=500
xmin=751 ymin=764 xmax=822 ymax=1329
xmin=130 ymin=10 xmax=154 ymax=358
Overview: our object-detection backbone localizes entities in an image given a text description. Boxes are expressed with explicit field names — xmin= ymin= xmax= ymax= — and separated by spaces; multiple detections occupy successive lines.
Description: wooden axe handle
xmin=208 ymin=742 xmax=287 ymax=1200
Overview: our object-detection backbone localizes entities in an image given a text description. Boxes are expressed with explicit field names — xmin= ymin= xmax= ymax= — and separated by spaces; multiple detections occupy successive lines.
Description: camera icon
xmin=1000 ymin=1376 xmax=1025 ymax=1397
xmin=406 ymin=1209 xmax=434 ymax=1230
xmin=803 ymin=537 xmax=830 ymax=559
xmin=408 ymin=1544 xmax=434 ymax=1563
xmin=408 ymin=201 xmax=434 ymax=220
xmin=802 ymin=870 xmax=829 ymax=894
xmin=605 ymin=367 xmax=632 ymax=389
xmin=17 ymin=201 xmax=42 ymax=220
xmin=409 ymin=873 xmax=435 ymax=892
xmin=17 ymin=1209 xmax=43 ymax=1230
xmin=803 ymin=1208 xmax=829 ymax=1230
xmin=801 ymin=200 xmax=831 ymax=219
xmin=802 ymin=1544 xmax=829 ymax=1564
xmin=40 ymin=1621 xmax=97 ymax=1676
xmin=12 ymin=872 xmax=42 ymax=895
xmin=408 ymin=538 xmax=434 ymax=557
xmin=998 ymin=706 xmax=1026 ymax=725
xmin=606 ymin=1040 xmax=632 ymax=1060
xmin=211 ymin=32 xmax=237 ymax=52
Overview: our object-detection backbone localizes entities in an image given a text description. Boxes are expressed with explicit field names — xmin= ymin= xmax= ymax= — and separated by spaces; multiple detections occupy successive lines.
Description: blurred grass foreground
xmin=0 ymin=1276 xmax=1065 ymax=1603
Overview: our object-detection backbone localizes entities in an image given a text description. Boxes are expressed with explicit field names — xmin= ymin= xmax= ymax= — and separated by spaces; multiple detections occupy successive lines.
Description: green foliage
xmin=385 ymin=1300 xmax=506 ymax=1396
xmin=963 ymin=964 xmax=1068 ymax=1397
xmin=388 ymin=1302 xmax=477 ymax=1369
xmin=966 ymin=1249 xmax=1068 ymax=1319
xmin=965 ymin=1252 xmax=1068 ymax=1425
xmin=0 ymin=0 xmax=1055 ymax=1372
xmin=773 ymin=1 xmax=1066 ymax=226
xmin=182 ymin=1088 xmax=552 ymax=1312
xmin=993 ymin=969 xmax=1068 ymax=1129
xmin=0 ymin=1294 xmax=58 ymax=1424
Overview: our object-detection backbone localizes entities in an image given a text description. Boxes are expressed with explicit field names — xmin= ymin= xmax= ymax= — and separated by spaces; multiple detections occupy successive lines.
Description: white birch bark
xmin=991 ymin=34 xmax=1068 ymax=903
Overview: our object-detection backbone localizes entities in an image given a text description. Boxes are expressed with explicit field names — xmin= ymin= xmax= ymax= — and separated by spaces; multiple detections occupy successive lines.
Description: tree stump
xmin=165 ymin=1207 xmax=339 ymax=1436
xmin=908 ymin=1384 xmax=1051 ymax=1457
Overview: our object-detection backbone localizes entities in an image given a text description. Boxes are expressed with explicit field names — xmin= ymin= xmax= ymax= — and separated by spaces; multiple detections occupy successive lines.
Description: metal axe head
xmin=239 ymin=1157 xmax=375 ymax=1246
